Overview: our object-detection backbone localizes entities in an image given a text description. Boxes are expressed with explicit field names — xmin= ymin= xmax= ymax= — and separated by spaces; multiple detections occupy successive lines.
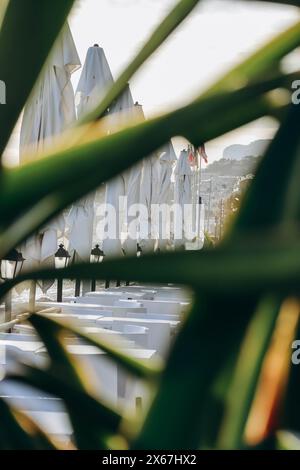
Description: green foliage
xmin=203 ymin=232 xmax=215 ymax=249
xmin=0 ymin=0 xmax=300 ymax=450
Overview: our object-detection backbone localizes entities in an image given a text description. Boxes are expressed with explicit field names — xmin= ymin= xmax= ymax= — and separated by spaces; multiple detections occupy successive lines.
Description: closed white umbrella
xmin=175 ymin=149 xmax=193 ymax=207
xmin=110 ymin=83 xmax=135 ymax=115
xmin=20 ymin=23 xmax=80 ymax=159
xmin=19 ymin=23 xmax=81 ymax=293
xmin=155 ymin=141 xmax=177 ymax=251
xmin=174 ymin=149 xmax=193 ymax=248
xmin=67 ymin=45 xmax=114 ymax=263
xmin=102 ymin=174 xmax=125 ymax=257
xmin=135 ymin=103 xmax=160 ymax=253
xmin=75 ymin=44 xmax=114 ymax=117
xmin=158 ymin=141 xmax=176 ymax=205
xmin=66 ymin=195 xmax=95 ymax=262
xmin=139 ymin=153 xmax=161 ymax=252
xmin=103 ymin=85 xmax=143 ymax=257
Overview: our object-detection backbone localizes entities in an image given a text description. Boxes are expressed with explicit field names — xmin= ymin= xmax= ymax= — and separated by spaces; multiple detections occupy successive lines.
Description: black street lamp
xmin=55 ymin=244 xmax=70 ymax=302
xmin=90 ymin=244 xmax=104 ymax=292
xmin=1 ymin=248 xmax=25 ymax=325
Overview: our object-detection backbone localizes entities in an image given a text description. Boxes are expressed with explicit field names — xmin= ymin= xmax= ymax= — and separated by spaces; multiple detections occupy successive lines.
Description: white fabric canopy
xmin=135 ymin=104 xmax=160 ymax=253
xmin=67 ymin=45 xmax=114 ymax=262
xmin=155 ymin=141 xmax=177 ymax=250
xmin=158 ymin=141 xmax=177 ymax=205
xmin=19 ymin=23 xmax=81 ymax=292
xmin=139 ymin=153 xmax=160 ymax=252
xmin=75 ymin=44 xmax=114 ymax=117
xmin=20 ymin=23 xmax=80 ymax=160
xmin=127 ymin=106 xmax=179 ymax=253
xmin=103 ymin=85 xmax=143 ymax=257
xmin=174 ymin=149 xmax=193 ymax=247
xmin=66 ymin=195 xmax=95 ymax=262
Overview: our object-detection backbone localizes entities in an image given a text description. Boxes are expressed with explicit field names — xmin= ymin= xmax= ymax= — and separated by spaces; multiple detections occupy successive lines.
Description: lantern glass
xmin=90 ymin=245 xmax=104 ymax=263
xmin=1 ymin=249 xmax=25 ymax=280
xmin=55 ymin=257 xmax=69 ymax=269
xmin=90 ymin=254 xmax=99 ymax=264
xmin=1 ymin=260 xmax=16 ymax=279
xmin=55 ymin=244 xmax=70 ymax=269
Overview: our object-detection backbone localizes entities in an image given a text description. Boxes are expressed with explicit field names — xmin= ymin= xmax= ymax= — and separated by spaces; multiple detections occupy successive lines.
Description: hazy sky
xmin=4 ymin=0 xmax=299 ymax=166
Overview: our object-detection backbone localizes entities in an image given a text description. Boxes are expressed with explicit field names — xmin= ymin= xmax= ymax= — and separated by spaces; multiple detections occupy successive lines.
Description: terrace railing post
xmin=75 ymin=279 xmax=81 ymax=297
xmin=29 ymin=281 xmax=36 ymax=312
xmin=4 ymin=290 xmax=12 ymax=324
xmin=57 ymin=279 xmax=63 ymax=303
xmin=4 ymin=290 xmax=13 ymax=332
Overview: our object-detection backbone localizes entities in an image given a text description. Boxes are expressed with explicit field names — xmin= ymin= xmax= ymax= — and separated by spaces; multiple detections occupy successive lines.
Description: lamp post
xmin=55 ymin=244 xmax=70 ymax=302
xmin=90 ymin=244 xmax=104 ymax=292
xmin=1 ymin=249 xmax=25 ymax=324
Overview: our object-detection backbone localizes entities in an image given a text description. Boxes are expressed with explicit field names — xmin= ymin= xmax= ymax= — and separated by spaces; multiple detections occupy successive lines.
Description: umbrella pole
xmin=75 ymin=279 xmax=81 ymax=297
xmin=73 ymin=252 xmax=81 ymax=297
xmin=206 ymin=178 xmax=212 ymax=233
xmin=196 ymin=149 xmax=202 ymax=245
xmin=198 ymin=150 xmax=202 ymax=203
xmin=29 ymin=281 xmax=36 ymax=312
xmin=4 ymin=291 xmax=12 ymax=326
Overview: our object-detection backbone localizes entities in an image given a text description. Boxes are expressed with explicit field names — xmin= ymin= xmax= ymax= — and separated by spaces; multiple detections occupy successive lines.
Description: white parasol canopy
xmin=75 ymin=44 xmax=114 ymax=117
xmin=158 ymin=141 xmax=177 ymax=205
xmin=20 ymin=23 xmax=81 ymax=160
xmin=155 ymin=141 xmax=177 ymax=250
xmin=174 ymin=149 xmax=193 ymax=247
xmin=19 ymin=23 xmax=81 ymax=292
xmin=137 ymin=103 xmax=160 ymax=253
xmin=103 ymin=85 xmax=143 ymax=257
xmin=67 ymin=45 xmax=114 ymax=262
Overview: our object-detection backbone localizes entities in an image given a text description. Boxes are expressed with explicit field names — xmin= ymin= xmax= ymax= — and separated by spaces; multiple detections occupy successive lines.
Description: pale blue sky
xmin=4 ymin=0 xmax=299 ymax=165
